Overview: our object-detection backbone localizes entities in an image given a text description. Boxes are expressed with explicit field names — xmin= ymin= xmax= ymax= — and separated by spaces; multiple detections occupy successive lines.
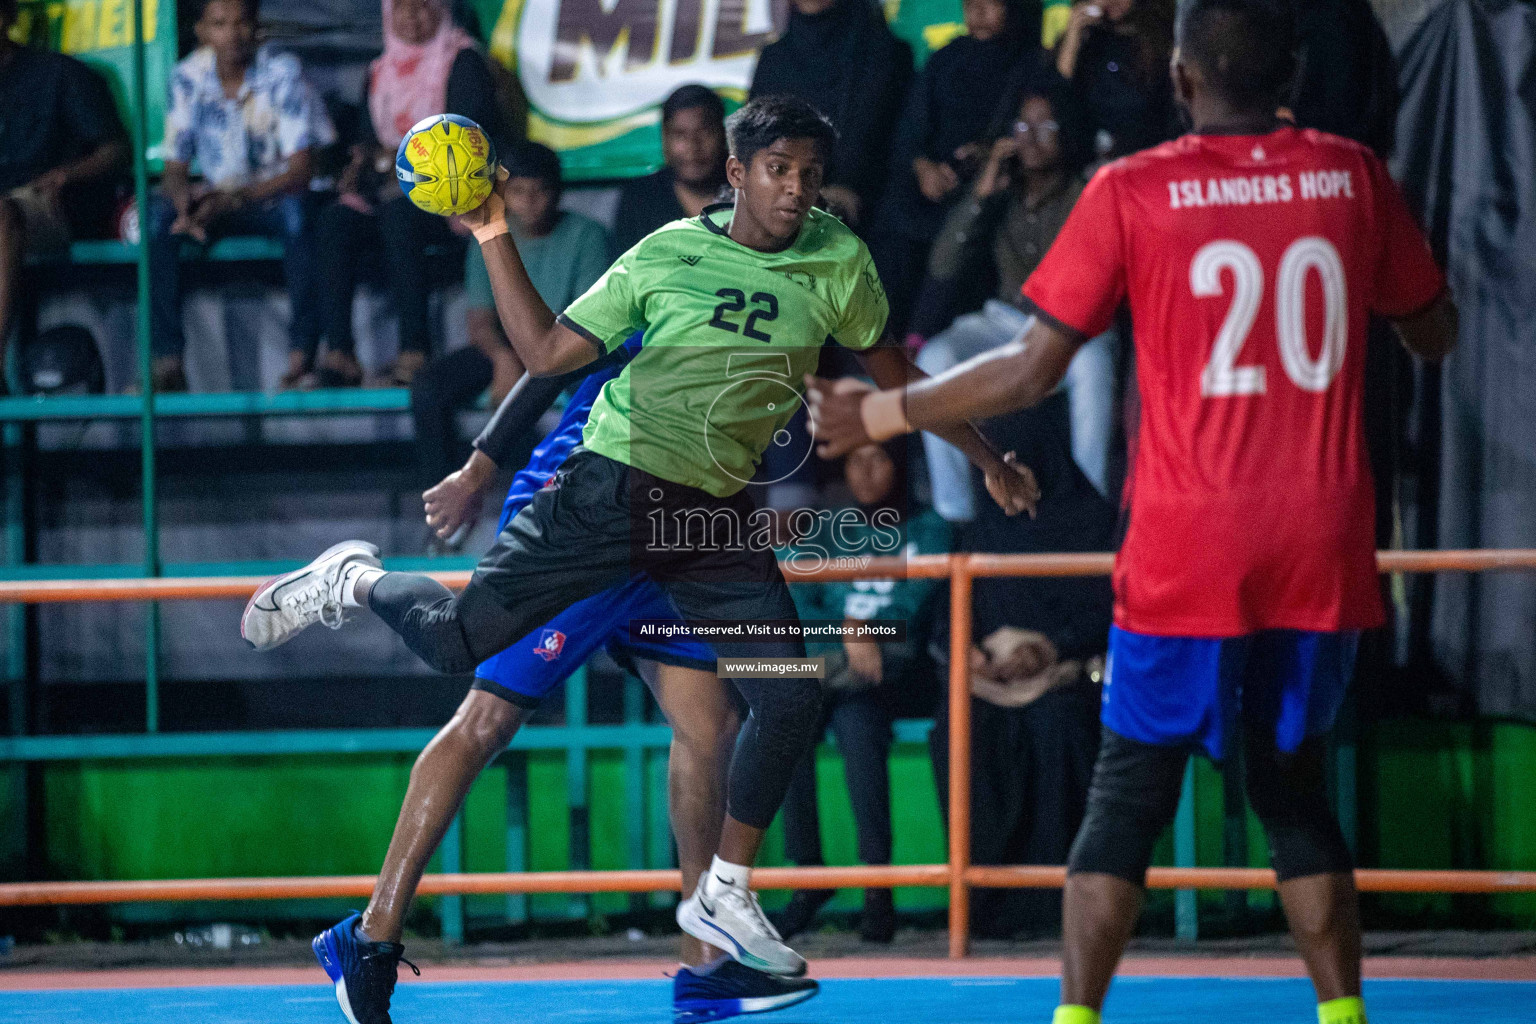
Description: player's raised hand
xmin=423 ymin=450 xmax=496 ymax=540
xmin=983 ymin=450 xmax=1040 ymax=518
xmin=805 ymin=375 xmax=875 ymax=458
xmin=460 ymin=164 xmax=509 ymax=238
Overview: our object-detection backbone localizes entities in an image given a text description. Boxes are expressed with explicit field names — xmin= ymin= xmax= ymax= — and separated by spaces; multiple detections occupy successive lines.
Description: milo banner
xmin=10 ymin=0 xmax=176 ymax=164
xmin=467 ymin=0 xmax=1008 ymax=181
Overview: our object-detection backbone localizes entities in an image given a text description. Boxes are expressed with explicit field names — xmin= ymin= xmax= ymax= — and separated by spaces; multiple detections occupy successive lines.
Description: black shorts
xmin=453 ymin=447 xmax=804 ymax=668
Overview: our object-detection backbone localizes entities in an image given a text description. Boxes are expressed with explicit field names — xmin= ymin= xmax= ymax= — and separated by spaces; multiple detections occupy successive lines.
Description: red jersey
xmin=1023 ymin=127 xmax=1445 ymax=636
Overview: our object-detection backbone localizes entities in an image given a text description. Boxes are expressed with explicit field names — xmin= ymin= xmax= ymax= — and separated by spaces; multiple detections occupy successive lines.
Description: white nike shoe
xmin=241 ymin=540 xmax=381 ymax=651
xmin=677 ymin=877 xmax=806 ymax=977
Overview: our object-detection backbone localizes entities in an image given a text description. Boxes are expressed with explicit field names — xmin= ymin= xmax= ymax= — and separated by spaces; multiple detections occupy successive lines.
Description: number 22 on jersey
xmin=1195 ymin=236 xmax=1347 ymax=397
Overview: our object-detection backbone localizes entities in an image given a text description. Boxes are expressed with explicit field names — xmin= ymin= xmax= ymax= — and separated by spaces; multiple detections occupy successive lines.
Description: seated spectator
xmin=410 ymin=141 xmax=609 ymax=545
xmin=148 ymin=0 xmax=334 ymax=392
xmin=914 ymin=80 xmax=1117 ymax=520
xmin=929 ymin=392 xmax=1112 ymax=938
xmin=312 ymin=0 xmax=514 ymax=388
xmin=1288 ymin=0 xmax=1398 ymax=157
xmin=0 ymin=0 xmax=126 ymax=364
xmin=750 ymin=0 xmax=912 ymax=230
xmin=1054 ymin=0 xmax=1177 ymax=160
xmin=774 ymin=439 xmax=951 ymax=943
xmin=612 ymin=85 xmax=728 ymax=252
xmin=871 ymin=0 xmax=1050 ymax=335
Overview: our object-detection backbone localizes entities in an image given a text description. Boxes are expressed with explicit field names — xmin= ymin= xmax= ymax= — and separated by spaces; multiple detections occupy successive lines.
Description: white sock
xmin=706 ymin=855 xmax=751 ymax=893
xmin=342 ymin=564 xmax=387 ymax=609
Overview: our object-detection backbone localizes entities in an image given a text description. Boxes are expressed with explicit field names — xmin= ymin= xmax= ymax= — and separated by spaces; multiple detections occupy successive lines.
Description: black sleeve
xmin=1038 ymin=577 xmax=1113 ymax=661
xmin=612 ymin=173 xmax=680 ymax=253
xmin=747 ymin=43 xmax=785 ymax=100
xmin=472 ymin=348 xmax=629 ymax=465
xmin=829 ymin=35 xmax=914 ymax=201
xmin=62 ymin=57 xmax=126 ymax=151
xmin=445 ymin=50 xmax=510 ymax=151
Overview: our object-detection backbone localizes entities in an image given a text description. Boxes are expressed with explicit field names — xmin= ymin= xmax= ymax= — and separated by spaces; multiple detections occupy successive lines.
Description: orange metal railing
xmin=3 ymin=549 xmax=1536 ymax=957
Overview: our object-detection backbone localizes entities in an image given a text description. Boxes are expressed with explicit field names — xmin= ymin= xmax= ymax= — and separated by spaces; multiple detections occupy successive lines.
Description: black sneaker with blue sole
xmin=313 ymin=911 xmax=418 ymax=1024
xmin=672 ymin=956 xmax=820 ymax=1023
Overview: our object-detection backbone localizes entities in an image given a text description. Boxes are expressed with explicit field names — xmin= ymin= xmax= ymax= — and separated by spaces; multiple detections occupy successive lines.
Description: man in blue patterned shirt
xmin=146 ymin=0 xmax=335 ymax=391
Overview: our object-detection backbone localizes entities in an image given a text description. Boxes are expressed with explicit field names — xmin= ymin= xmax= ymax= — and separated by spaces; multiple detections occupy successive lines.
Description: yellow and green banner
xmin=10 ymin=0 xmax=177 ymax=163
xmin=467 ymin=0 xmax=982 ymax=180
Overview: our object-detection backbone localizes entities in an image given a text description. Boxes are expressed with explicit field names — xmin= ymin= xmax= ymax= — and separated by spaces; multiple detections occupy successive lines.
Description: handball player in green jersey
xmin=245 ymin=95 xmax=1037 ymax=1023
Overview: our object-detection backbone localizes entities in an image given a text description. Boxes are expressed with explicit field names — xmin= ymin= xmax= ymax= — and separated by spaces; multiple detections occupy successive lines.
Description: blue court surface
xmin=2 ymin=976 xmax=1532 ymax=1024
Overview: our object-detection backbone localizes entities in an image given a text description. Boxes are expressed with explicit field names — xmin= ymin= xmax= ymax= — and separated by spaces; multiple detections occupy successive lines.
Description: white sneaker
xmin=677 ymin=877 xmax=806 ymax=977
xmin=241 ymin=540 xmax=381 ymax=651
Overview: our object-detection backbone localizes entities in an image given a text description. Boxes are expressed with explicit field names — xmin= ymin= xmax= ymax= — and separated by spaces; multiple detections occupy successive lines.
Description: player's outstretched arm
xmin=810 ymin=316 xmax=1080 ymax=460
xmin=850 ymin=345 xmax=1040 ymax=517
xmin=461 ymin=177 xmax=599 ymax=377
xmin=425 ymin=352 xmax=625 ymax=539
xmin=1392 ymin=292 xmax=1458 ymax=362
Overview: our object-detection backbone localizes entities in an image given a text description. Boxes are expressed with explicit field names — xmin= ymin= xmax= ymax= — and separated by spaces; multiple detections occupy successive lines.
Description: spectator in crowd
xmin=774 ymin=439 xmax=951 ymax=943
xmin=749 ymin=0 xmax=911 ymax=509
xmin=410 ymin=141 xmax=609 ymax=545
xmin=1053 ymin=0 xmax=1176 ymax=160
xmin=1288 ymin=0 xmax=1399 ymax=158
xmin=312 ymin=0 xmax=513 ymax=388
xmin=0 ymin=0 xmax=126 ymax=362
xmin=914 ymin=80 xmax=1116 ymax=522
xmin=929 ymin=393 xmax=1112 ymax=937
xmin=612 ymin=85 xmax=728 ymax=252
xmin=750 ymin=0 xmax=912 ymax=229
xmin=148 ymin=0 xmax=334 ymax=392
xmin=871 ymin=0 xmax=1051 ymax=334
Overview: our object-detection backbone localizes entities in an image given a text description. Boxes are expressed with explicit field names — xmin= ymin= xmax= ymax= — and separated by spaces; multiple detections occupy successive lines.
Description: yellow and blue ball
xmin=395 ymin=114 xmax=497 ymax=216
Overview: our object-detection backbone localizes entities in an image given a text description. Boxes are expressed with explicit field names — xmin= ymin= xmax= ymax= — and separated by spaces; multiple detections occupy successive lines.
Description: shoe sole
xmin=677 ymin=899 xmax=806 ymax=978
xmin=312 ymin=926 xmax=363 ymax=1024
xmin=674 ymin=985 xmax=819 ymax=1023
xmin=241 ymin=540 xmax=379 ymax=651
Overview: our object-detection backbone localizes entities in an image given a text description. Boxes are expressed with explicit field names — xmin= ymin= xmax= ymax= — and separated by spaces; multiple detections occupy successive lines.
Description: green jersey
xmin=558 ymin=206 xmax=890 ymax=497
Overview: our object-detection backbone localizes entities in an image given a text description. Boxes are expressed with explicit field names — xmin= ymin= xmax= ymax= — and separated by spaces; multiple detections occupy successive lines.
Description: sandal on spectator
xmin=374 ymin=351 xmax=426 ymax=388
xmin=152 ymin=356 xmax=188 ymax=393
xmin=315 ymin=351 xmax=363 ymax=388
xmin=280 ymin=351 xmax=312 ymax=390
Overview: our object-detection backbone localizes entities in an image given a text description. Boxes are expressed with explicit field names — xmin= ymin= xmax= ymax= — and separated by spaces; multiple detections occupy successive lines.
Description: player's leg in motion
xmin=242 ymin=451 xmax=634 ymax=671
xmin=642 ymin=660 xmax=820 ymax=1021
xmin=665 ymin=578 xmax=822 ymax=978
xmin=311 ymin=581 xmax=637 ymax=1024
xmin=1056 ymin=729 xmax=1189 ymax=1019
xmin=310 ymin=687 xmax=525 ymax=1024
xmin=1246 ymin=728 xmax=1361 ymax=1004
xmin=1240 ymin=629 xmax=1363 ymax=1020
xmin=643 ymin=659 xmax=739 ymax=967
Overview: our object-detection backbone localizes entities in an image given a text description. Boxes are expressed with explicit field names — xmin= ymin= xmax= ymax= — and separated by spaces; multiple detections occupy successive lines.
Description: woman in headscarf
xmin=749 ymin=0 xmax=912 ymax=231
xmin=301 ymin=0 xmax=514 ymax=388
xmin=869 ymin=0 xmax=1053 ymax=336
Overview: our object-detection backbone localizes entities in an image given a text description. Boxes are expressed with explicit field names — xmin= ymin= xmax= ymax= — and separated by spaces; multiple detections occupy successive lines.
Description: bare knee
xmin=650 ymin=664 xmax=740 ymax=760
xmin=435 ymin=691 xmax=523 ymax=761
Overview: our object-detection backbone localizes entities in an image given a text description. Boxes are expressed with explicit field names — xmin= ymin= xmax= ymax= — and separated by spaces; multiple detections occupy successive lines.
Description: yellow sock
xmin=1318 ymin=996 xmax=1367 ymax=1024
xmin=1052 ymin=1006 xmax=1101 ymax=1024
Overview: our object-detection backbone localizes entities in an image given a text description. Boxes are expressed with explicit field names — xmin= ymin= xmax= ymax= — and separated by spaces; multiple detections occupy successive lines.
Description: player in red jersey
xmin=807 ymin=0 xmax=1456 ymax=1021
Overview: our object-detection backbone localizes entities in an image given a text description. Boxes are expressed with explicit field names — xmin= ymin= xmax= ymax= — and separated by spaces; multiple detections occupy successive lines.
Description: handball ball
xmin=395 ymin=114 xmax=497 ymax=216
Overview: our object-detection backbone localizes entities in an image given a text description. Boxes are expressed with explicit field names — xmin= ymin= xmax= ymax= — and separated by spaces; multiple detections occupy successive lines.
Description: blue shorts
xmin=471 ymin=576 xmax=715 ymax=709
xmin=1102 ymin=625 xmax=1359 ymax=761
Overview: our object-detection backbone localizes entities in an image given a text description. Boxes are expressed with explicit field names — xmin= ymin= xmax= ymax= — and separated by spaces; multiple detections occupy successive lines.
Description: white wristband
xmin=472 ymin=219 xmax=509 ymax=243
xmin=859 ymin=389 xmax=912 ymax=442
